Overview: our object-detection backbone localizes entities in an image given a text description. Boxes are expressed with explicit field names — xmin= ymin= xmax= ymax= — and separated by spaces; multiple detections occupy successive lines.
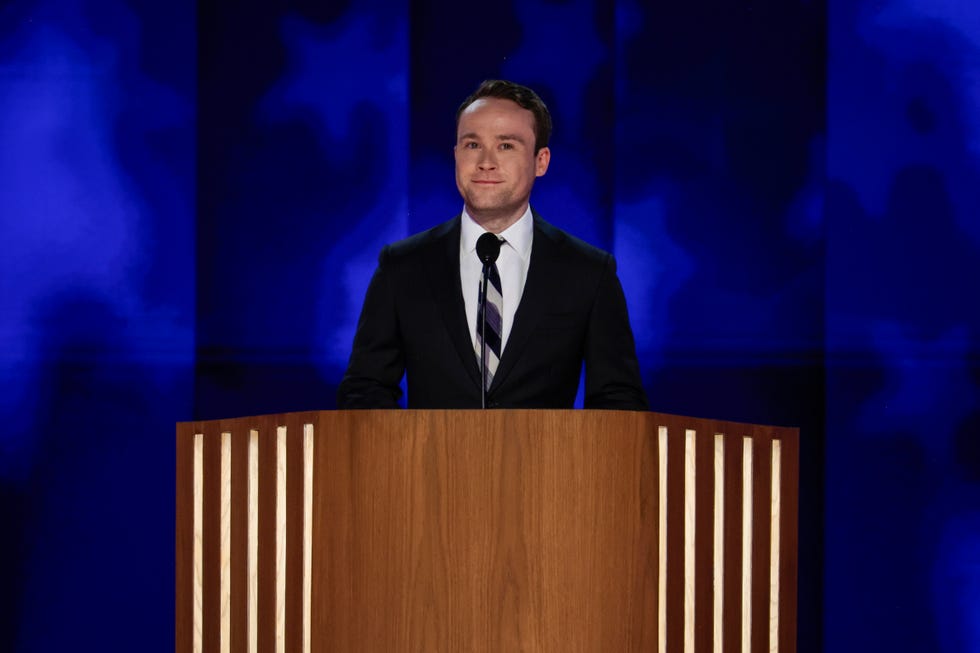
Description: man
xmin=337 ymin=80 xmax=647 ymax=410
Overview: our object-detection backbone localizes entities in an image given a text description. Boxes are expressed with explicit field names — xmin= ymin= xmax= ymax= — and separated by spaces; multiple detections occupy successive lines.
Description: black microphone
xmin=476 ymin=232 xmax=501 ymax=409
xmin=476 ymin=232 xmax=501 ymax=265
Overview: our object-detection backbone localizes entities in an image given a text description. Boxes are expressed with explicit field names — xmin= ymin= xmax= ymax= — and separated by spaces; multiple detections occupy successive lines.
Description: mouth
xmin=472 ymin=180 xmax=502 ymax=185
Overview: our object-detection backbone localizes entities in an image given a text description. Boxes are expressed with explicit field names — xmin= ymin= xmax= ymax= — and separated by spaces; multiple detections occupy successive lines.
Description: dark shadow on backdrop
xmin=8 ymin=295 xmax=176 ymax=651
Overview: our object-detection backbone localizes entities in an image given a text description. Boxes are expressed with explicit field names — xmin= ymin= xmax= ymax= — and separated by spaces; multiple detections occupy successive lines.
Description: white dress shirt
xmin=460 ymin=206 xmax=534 ymax=354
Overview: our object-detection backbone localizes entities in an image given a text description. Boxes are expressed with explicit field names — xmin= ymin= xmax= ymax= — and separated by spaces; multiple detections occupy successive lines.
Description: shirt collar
xmin=461 ymin=206 xmax=534 ymax=261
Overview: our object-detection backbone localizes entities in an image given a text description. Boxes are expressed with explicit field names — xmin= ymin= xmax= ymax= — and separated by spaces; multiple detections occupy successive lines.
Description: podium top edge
xmin=176 ymin=409 xmax=800 ymax=436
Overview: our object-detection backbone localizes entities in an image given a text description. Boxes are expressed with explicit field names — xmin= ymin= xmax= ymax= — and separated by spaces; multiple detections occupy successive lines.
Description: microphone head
xmin=476 ymin=232 xmax=502 ymax=265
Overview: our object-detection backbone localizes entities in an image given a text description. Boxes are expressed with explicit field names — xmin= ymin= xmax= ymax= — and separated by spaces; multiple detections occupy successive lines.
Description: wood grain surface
xmin=176 ymin=410 xmax=799 ymax=653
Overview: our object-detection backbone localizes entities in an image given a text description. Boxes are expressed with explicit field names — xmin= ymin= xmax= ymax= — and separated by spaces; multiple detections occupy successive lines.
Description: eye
xmin=463 ymin=141 xmax=479 ymax=149
xmin=499 ymin=142 xmax=514 ymax=150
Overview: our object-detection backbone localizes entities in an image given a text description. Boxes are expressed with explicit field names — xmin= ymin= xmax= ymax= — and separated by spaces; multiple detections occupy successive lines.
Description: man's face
xmin=454 ymin=97 xmax=550 ymax=228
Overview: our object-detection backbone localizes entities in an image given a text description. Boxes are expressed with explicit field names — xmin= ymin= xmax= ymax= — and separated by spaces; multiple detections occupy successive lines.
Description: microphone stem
xmin=480 ymin=263 xmax=489 ymax=409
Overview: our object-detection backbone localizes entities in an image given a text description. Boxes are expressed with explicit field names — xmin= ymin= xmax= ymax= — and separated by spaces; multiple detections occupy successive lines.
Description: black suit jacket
xmin=337 ymin=214 xmax=648 ymax=410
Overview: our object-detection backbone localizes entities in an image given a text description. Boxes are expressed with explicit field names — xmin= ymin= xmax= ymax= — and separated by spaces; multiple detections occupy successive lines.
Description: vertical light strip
xmin=276 ymin=426 xmax=288 ymax=653
xmin=769 ymin=440 xmax=782 ymax=653
xmin=193 ymin=434 xmax=204 ymax=653
xmin=741 ymin=437 xmax=754 ymax=653
xmin=658 ymin=426 xmax=668 ymax=653
xmin=713 ymin=434 xmax=725 ymax=653
xmin=683 ymin=429 xmax=696 ymax=653
xmin=220 ymin=432 xmax=232 ymax=653
xmin=303 ymin=424 xmax=314 ymax=653
xmin=248 ymin=430 xmax=259 ymax=653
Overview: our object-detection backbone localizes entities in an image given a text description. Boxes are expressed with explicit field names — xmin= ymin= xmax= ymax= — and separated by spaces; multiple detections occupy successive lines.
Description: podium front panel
xmin=177 ymin=410 xmax=798 ymax=652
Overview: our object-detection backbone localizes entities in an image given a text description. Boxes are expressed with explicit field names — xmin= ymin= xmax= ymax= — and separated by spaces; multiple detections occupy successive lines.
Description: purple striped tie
xmin=476 ymin=261 xmax=503 ymax=388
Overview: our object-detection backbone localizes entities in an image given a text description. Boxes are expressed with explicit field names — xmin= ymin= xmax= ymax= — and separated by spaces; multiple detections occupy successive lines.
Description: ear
xmin=535 ymin=147 xmax=551 ymax=177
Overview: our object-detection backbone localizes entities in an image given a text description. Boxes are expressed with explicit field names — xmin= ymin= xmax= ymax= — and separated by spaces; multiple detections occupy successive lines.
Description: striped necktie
xmin=476 ymin=258 xmax=503 ymax=389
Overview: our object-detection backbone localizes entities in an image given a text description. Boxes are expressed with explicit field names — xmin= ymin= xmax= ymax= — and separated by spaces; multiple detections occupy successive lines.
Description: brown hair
xmin=456 ymin=79 xmax=552 ymax=153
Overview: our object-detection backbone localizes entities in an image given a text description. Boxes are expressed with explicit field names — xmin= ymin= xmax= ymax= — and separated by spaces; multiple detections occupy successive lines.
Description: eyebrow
xmin=457 ymin=132 xmax=528 ymax=144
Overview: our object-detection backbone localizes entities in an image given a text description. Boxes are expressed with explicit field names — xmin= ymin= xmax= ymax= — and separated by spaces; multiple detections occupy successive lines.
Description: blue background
xmin=1 ymin=0 xmax=977 ymax=650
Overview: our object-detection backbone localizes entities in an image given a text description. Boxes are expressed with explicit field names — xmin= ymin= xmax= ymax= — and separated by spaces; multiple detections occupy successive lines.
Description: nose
xmin=477 ymin=148 xmax=497 ymax=170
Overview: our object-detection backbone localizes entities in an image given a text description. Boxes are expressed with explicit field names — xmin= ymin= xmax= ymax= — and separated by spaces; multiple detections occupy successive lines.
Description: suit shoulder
xmin=535 ymin=217 xmax=612 ymax=267
xmin=380 ymin=217 xmax=458 ymax=263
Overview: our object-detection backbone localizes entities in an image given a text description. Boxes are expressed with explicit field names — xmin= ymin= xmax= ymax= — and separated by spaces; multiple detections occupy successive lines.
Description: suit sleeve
xmin=583 ymin=255 xmax=649 ymax=410
xmin=336 ymin=247 xmax=405 ymax=408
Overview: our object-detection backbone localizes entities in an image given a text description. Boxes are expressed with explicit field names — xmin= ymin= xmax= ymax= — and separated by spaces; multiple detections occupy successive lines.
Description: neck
xmin=467 ymin=204 xmax=528 ymax=234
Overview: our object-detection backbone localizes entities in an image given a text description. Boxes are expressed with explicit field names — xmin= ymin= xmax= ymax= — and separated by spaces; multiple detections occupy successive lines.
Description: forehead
xmin=457 ymin=97 xmax=536 ymax=136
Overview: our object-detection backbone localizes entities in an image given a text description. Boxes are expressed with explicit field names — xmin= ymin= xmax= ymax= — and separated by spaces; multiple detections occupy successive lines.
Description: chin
xmin=466 ymin=195 xmax=507 ymax=212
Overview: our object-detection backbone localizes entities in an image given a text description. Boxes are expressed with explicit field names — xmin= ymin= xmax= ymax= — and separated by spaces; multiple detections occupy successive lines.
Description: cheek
xmin=456 ymin=153 xmax=477 ymax=171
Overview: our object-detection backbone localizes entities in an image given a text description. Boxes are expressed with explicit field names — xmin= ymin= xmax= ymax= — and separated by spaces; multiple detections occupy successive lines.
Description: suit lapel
xmin=422 ymin=216 xmax=483 ymax=390
xmin=490 ymin=216 xmax=563 ymax=391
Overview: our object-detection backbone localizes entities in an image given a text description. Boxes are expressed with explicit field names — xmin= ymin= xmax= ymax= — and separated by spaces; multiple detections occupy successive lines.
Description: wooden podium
xmin=176 ymin=410 xmax=798 ymax=652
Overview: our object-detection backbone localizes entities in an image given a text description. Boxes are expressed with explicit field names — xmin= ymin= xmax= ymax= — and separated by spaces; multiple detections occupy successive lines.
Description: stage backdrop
xmin=1 ymin=0 xmax=977 ymax=651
